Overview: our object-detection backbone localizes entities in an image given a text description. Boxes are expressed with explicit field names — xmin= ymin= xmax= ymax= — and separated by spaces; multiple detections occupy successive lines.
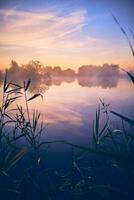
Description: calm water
xmin=26 ymin=76 xmax=134 ymax=179
xmin=20 ymin=76 xmax=134 ymax=145
xmin=1 ymin=75 xmax=134 ymax=145
xmin=1 ymin=76 xmax=134 ymax=200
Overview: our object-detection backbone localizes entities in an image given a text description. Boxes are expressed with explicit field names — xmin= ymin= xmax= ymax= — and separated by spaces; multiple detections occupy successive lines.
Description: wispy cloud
xmin=0 ymin=8 xmax=99 ymax=67
xmin=0 ymin=7 xmax=133 ymax=69
xmin=0 ymin=8 xmax=93 ymax=49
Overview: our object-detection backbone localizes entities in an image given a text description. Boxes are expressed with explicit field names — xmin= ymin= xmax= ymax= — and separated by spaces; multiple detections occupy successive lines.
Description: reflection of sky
xmin=0 ymin=0 xmax=134 ymax=69
xmin=0 ymin=77 xmax=134 ymax=143
xmin=25 ymin=77 xmax=134 ymax=144
xmin=26 ymin=78 xmax=134 ymax=125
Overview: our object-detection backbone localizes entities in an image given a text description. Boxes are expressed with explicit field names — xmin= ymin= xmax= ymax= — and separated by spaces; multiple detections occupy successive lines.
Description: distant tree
xmin=62 ymin=68 xmax=75 ymax=76
xmin=9 ymin=60 xmax=19 ymax=72
xmin=52 ymin=66 xmax=62 ymax=76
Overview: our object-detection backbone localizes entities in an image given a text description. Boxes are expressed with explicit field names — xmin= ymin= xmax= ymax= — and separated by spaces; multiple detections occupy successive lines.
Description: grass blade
xmin=111 ymin=12 xmax=134 ymax=57
xmin=28 ymin=93 xmax=43 ymax=101
xmin=121 ymin=68 xmax=134 ymax=85
xmin=110 ymin=111 xmax=134 ymax=125
xmin=24 ymin=79 xmax=31 ymax=91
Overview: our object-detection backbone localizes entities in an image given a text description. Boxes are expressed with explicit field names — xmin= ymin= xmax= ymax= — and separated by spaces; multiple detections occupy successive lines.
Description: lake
xmin=0 ymin=74 xmax=134 ymax=200
xmin=23 ymin=76 xmax=134 ymax=144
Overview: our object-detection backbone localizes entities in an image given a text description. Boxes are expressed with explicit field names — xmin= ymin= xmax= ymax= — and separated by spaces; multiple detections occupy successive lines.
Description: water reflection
xmin=24 ymin=78 xmax=134 ymax=127
xmin=0 ymin=62 xmax=134 ymax=143
xmin=0 ymin=61 xmax=121 ymax=93
xmin=78 ymin=76 xmax=119 ymax=88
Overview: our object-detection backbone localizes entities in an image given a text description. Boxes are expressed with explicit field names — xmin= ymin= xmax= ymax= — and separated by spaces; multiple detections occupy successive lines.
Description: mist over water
xmin=0 ymin=62 xmax=134 ymax=144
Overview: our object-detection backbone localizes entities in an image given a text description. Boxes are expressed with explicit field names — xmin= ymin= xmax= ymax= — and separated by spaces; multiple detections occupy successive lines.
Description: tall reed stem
xmin=24 ymin=89 xmax=30 ymax=123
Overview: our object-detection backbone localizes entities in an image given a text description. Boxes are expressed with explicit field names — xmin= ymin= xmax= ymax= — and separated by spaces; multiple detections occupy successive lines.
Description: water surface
xmin=23 ymin=76 xmax=134 ymax=145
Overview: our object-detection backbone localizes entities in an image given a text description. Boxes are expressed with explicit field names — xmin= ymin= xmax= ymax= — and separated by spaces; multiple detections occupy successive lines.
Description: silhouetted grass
xmin=0 ymin=71 xmax=44 ymax=177
xmin=111 ymin=12 xmax=134 ymax=57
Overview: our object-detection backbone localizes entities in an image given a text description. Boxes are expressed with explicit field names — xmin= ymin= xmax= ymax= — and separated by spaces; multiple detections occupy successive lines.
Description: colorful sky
xmin=0 ymin=0 xmax=134 ymax=70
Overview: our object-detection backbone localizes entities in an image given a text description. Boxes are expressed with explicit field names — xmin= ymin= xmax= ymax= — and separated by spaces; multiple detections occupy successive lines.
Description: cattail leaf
xmin=1 ymin=170 xmax=9 ymax=177
xmin=7 ymin=149 xmax=27 ymax=170
xmin=99 ymin=98 xmax=104 ymax=106
xmin=110 ymin=111 xmax=134 ymax=125
xmin=7 ymin=87 xmax=23 ymax=93
xmin=111 ymin=12 xmax=134 ymax=57
xmin=14 ymin=133 xmax=28 ymax=141
xmin=121 ymin=68 xmax=134 ymax=85
xmin=99 ymin=121 xmax=108 ymax=138
xmin=4 ymin=113 xmax=13 ymax=120
xmin=9 ymin=83 xmax=22 ymax=88
xmin=9 ymin=96 xmax=22 ymax=102
xmin=38 ymin=158 xmax=41 ymax=165
xmin=3 ymin=120 xmax=17 ymax=126
xmin=28 ymin=93 xmax=43 ymax=101
xmin=128 ymin=41 xmax=134 ymax=57
xmin=73 ymin=161 xmax=81 ymax=173
xmin=128 ymin=26 xmax=134 ymax=40
xmin=24 ymin=79 xmax=31 ymax=91
xmin=4 ymin=70 xmax=8 ymax=92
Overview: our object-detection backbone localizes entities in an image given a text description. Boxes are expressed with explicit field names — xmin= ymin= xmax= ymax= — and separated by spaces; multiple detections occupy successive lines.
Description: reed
xmin=0 ymin=71 xmax=44 ymax=178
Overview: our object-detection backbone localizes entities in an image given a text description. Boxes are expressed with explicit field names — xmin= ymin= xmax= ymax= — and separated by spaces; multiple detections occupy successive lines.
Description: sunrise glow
xmin=0 ymin=0 xmax=133 ymax=70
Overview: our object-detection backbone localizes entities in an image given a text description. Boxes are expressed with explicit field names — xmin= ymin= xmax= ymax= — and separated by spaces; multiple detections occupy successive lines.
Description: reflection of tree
xmin=77 ymin=64 xmax=120 ymax=88
xmin=78 ymin=76 xmax=119 ymax=88
xmin=51 ymin=76 xmax=75 ymax=85
xmin=0 ymin=60 xmax=51 ymax=93
xmin=0 ymin=61 xmax=121 ymax=93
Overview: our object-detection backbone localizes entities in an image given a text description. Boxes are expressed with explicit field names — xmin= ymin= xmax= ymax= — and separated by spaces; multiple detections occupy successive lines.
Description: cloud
xmin=0 ymin=8 xmax=99 ymax=68
xmin=0 ymin=8 xmax=92 ymax=50
xmin=0 ymin=8 xmax=132 ymax=69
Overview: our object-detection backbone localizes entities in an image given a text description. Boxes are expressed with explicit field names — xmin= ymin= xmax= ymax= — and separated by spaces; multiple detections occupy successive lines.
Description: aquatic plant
xmin=0 ymin=71 xmax=44 ymax=178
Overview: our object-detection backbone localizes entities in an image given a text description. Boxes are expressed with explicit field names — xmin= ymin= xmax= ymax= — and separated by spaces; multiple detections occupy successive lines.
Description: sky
xmin=0 ymin=0 xmax=134 ymax=70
